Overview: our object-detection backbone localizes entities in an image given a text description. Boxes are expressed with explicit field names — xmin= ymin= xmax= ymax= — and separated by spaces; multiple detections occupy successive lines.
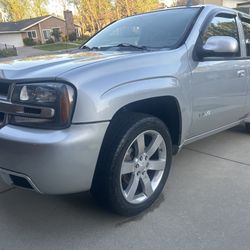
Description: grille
xmin=0 ymin=81 xmax=10 ymax=100
xmin=0 ymin=112 xmax=4 ymax=123
xmin=0 ymin=81 xmax=11 ymax=128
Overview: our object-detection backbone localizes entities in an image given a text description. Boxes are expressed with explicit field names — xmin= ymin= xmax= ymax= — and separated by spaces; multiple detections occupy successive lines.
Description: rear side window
xmin=241 ymin=19 xmax=250 ymax=56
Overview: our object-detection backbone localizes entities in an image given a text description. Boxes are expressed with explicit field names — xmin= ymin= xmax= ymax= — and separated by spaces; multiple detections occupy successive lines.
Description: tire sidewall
xmin=108 ymin=116 xmax=172 ymax=215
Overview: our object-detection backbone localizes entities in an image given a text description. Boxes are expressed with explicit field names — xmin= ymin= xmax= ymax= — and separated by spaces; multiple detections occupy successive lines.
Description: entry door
xmin=189 ymin=14 xmax=247 ymax=138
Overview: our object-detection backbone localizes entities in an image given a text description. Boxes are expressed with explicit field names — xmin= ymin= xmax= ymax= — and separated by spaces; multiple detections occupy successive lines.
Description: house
xmin=195 ymin=0 xmax=250 ymax=13
xmin=237 ymin=1 xmax=250 ymax=14
xmin=171 ymin=0 xmax=250 ymax=7
xmin=0 ymin=11 xmax=80 ymax=47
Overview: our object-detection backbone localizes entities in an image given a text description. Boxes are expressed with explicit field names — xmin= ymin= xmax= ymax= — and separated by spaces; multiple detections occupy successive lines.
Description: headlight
xmin=9 ymin=82 xmax=76 ymax=129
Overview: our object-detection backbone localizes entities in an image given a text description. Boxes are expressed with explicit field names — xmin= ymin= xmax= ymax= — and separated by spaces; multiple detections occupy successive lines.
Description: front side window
xmin=84 ymin=8 xmax=201 ymax=50
xmin=241 ymin=19 xmax=250 ymax=56
xmin=202 ymin=15 xmax=239 ymax=44
xmin=201 ymin=14 xmax=240 ymax=57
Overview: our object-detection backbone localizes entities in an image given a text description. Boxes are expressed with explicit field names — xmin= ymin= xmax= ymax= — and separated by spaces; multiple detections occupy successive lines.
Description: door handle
xmin=237 ymin=70 xmax=246 ymax=78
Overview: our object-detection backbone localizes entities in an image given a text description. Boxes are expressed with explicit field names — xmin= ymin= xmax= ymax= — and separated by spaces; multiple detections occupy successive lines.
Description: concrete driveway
xmin=0 ymin=46 xmax=75 ymax=62
xmin=0 ymin=47 xmax=51 ymax=62
xmin=0 ymin=125 xmax=250 ymax=250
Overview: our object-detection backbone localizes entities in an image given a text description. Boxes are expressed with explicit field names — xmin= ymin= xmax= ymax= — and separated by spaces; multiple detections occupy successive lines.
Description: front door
xmin=189 ymin=14 xmax=247 ymax=138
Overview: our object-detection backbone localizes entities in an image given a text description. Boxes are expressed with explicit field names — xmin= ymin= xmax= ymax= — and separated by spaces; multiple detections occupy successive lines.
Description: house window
xmin=43 ymin=29 xmax=51 ymax=40
xmin=27 ymin=30 xmax=37 ymax=39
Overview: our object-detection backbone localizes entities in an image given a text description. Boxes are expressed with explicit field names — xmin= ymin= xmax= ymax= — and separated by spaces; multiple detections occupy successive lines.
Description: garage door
xmin=0 ymin=33 xmax=24 ymax=47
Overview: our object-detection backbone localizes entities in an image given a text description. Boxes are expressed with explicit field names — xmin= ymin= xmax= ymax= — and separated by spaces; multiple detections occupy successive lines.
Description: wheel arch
xmin=111 ymin=96 xmax=182 ymax=148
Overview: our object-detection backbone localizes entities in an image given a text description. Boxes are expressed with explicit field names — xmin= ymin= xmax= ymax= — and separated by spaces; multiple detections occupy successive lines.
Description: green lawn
xmin=34 ymin=42 xmax=80 ymax=51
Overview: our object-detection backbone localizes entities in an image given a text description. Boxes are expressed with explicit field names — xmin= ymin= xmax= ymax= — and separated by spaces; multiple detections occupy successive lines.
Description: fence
xmin=0 ymin=44 xmax=18 ymax=58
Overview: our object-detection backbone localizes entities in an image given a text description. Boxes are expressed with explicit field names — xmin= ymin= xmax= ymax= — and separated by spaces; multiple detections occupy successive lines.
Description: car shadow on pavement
xmin=229 ymin=124 xmax=248 ymax=134
xmin=0 ymin=187 xmax=165 ymax=237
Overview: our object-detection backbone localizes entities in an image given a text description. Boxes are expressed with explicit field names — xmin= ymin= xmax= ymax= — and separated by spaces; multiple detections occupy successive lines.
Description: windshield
xmin=84 ymin=8 xmax=201 ymax=50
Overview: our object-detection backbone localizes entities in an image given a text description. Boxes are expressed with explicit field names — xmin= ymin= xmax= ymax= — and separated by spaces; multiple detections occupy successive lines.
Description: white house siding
xmin=223 ymin=0 xmax=249 ymax=8
xmin=0 ymin=33 xmax=24 ymax=47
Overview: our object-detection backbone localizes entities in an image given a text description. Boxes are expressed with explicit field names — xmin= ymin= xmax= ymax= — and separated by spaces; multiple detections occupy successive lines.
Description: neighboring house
xmin=0 ymin=11 xmax=80 ymax=47
xmin=170 ymin=0 xmax=250 ymax=7
xmin=237 ymin=1 xmax=250 ymax=14
xmin=200 ymin=0 xmax=250 ymax=13
xmin=194 ymin=0 xmax=250 ymax=7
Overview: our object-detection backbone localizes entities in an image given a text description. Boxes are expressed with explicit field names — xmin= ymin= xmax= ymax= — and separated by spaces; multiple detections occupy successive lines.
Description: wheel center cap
xmin=137 ymin=154 xmax=149 ymax=171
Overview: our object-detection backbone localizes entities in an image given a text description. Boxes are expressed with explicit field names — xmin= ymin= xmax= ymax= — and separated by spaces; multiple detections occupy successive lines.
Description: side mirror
xmin=198 ymin=36 xmax=239 ymax=58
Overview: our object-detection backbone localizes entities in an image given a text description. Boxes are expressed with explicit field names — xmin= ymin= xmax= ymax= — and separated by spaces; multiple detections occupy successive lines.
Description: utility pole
xmin=187 ymin=0 xmax=193 ymax=6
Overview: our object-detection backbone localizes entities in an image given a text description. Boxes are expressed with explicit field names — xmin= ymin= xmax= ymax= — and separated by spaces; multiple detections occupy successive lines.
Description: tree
xmin=3 ymin=0 xmax=30 ymax=21
xmin=3 ymin=0 xmax=49 ymax=21
xmin=70 ymin=0 xmax=162 ymax=35
xmin=115 ymin=0 xmax=161 ymax=18
xmin=70 ymin=0 xmax=114 ymax=34
xmin=31 ymin=0 xmax=49 ymax=17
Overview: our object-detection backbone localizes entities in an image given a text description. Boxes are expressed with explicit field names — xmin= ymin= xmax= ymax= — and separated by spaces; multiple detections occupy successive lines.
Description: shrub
xmin=23 ymin=37 xmax=36 ymax=46
xmin=62 ymin=35 xmax=68 ymax=42
xmin=0 ymin=48 xmax=17 ymax=58
xmin=45 ymin=38 xmax=55 ymax=44
xmin=68 ymin=32 xmax=77 ymax=42
xmin=51 ymin=29 xmax=62 ymax=42
xmin=81 ymin=34 xmax=91 ymax=42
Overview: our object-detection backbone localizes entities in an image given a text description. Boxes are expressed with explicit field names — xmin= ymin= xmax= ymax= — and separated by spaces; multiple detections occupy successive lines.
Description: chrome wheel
xmin=120 ymin=130 xmax=167 ymax=204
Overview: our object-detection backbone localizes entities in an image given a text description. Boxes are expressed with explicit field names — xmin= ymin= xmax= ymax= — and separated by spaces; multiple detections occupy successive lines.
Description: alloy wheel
xmin=120 ymin=130 xmax=167 ymax=204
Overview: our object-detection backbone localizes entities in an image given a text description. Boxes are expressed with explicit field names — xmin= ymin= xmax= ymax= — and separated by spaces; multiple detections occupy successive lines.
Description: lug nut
xmin=140 ymin=156 xmax=143 ymax=161
xmin=136 ymin=164 xmax=139 ymax=168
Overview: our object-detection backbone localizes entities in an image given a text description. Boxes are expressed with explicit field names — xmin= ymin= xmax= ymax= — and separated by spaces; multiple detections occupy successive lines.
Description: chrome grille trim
xmin=0 ymin=81 xmax=12 ymax=128
xmin=0 ymin=100 xmax=55 ymax=119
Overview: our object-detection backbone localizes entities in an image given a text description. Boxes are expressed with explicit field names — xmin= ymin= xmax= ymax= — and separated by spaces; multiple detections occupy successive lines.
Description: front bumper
xmin=0 ymin=122 xmax=109 ymax=194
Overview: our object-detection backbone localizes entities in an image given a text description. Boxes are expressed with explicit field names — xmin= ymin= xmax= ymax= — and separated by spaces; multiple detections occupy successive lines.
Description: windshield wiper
xmin=81 ymin=43 xmax=148 ymax=51
xmin=81 ymin=45 xmax=91 ymax=50
xmin=81 ymin=45 xmax=101 ymax=51
xmin=110 ymin=43 xmax=148 ymax=50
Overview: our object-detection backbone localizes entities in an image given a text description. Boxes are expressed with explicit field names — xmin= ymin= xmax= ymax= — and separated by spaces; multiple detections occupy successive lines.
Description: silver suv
xmin=1 ymin=5 xmax=250 ymax=216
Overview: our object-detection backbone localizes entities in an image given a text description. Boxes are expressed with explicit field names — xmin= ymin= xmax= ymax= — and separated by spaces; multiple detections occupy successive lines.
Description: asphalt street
xmin=0 ymin=125 xmax=250 ymax=250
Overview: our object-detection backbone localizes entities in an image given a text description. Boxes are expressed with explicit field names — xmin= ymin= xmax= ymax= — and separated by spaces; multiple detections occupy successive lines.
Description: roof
xmin=0 ymin=16 xmax=50 ymax=33
xmin=0 ymin=15 xmax=80 ymax=33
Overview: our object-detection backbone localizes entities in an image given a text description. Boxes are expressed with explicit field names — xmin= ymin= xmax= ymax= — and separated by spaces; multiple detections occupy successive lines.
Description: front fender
xmin=72 ymin=77 xmax=182 ymax=123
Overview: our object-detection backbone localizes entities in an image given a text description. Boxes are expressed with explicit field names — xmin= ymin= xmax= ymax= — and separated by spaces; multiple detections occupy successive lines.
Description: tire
xmin=246 ymin=123 xmax=250 ymax=133
xmin=91 ymin=112 xmax=172 ymax=216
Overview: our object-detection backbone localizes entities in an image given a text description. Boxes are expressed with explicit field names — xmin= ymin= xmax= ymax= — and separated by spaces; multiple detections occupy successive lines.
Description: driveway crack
xmin=185 ymin=147 xmax=250 ymax=167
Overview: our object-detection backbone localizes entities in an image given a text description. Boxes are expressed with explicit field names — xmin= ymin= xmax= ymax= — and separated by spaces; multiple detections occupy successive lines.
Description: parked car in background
xmin=1 ymin=5 xmax=250 ymax=216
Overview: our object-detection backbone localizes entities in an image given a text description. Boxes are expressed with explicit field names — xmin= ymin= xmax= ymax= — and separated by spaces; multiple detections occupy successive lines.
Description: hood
xmin=0 ymin=50 xmax=134 ymax=80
